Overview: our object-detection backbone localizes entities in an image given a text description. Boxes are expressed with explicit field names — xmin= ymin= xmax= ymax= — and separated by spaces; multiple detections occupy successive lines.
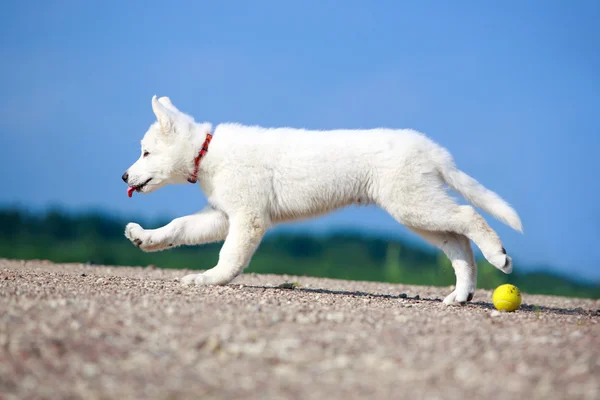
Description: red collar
xmin=187 ymin=133 xmax=213 ymax=183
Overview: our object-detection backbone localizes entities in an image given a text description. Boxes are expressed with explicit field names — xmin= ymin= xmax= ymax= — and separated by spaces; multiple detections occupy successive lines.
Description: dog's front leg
xmin=125 ymin=206 xmax=229 ymax=252
xmin=181 ymin=213 xmax=267 ymax=286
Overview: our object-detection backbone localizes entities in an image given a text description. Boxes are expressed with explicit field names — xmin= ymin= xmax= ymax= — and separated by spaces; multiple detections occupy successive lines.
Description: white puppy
xmin=123 ymin=95 xmax=523 ymax=305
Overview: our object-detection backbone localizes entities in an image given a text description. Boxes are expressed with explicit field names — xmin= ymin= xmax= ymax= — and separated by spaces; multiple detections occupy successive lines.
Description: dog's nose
xmin=122 ymin=172 xmax=129 ymax=183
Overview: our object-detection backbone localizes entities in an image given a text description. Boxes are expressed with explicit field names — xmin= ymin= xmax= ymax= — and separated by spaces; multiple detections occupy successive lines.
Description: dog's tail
xmin=435 ymin=149 xmax=523 ymax=233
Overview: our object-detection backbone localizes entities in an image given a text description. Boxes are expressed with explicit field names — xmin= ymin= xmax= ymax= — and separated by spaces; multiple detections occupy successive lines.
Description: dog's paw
xmin=180 ymin=273 xmax=210 ymax=286
xmin=443 ymin=288 xmax=474 ymax=306
xmin=125 ymin=223 xmax=165 ymax=252
xmin=125 ymin=223 xmax=145 ymax=246
xmin=489 ymin=251 xmax=513 ymax=274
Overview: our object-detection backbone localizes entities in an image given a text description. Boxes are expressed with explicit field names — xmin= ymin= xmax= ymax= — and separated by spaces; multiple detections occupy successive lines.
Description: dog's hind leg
xmin=378 ymin=172 xmax=510 ymax=275
xmin=407 ymin=227 xmax=477 ymax=305
xmin=125 ymin=206 xmax=229 ymax=252
xmin=388 ymin=202 xmax=510 ymax=273
xmin=181 ymin=211 xmax=267 ymax=286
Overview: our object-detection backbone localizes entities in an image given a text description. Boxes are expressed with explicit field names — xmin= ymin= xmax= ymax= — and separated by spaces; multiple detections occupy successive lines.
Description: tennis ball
xmin=492 ymin=284 xmax=522 ymax=312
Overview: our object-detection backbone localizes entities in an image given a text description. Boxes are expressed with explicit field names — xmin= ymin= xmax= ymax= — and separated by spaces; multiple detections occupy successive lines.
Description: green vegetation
xmin=1 ymin=207 xmax=598 ymax=299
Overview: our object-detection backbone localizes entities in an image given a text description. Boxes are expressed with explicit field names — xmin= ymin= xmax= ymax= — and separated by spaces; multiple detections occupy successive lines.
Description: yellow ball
xmin=492 ymin=284 xmax=522 ymax=312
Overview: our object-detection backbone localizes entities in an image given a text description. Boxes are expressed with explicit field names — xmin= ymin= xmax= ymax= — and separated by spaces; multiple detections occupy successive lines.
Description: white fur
xmin=123 ymin=95 xmax=523 ymax=305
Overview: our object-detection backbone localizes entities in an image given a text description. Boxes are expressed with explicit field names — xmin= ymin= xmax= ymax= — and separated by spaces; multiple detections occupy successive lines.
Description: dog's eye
xmin=143 ymin=151 xmax=150 ymax=157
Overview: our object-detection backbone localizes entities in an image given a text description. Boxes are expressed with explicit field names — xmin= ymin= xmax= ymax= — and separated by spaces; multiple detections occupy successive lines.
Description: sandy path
xmin=1 ymin=258 xmax=599 ymax=400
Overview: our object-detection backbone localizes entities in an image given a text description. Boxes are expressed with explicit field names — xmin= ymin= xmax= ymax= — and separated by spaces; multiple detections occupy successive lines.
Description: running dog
xmin=122 ymin=95 xmax=523 ymax=305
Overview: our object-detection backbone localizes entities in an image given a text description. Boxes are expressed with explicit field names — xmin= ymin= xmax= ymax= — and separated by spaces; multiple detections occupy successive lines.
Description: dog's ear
xmin=152 ymin=95 xmax=175 ymax=134
xmin=158 ymin=96 xmax=180 ymax=113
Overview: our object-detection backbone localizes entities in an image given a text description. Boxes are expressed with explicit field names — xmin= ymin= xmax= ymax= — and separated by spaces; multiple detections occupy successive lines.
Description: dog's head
xmin=122 ymin=96 xmax=210 ymax=197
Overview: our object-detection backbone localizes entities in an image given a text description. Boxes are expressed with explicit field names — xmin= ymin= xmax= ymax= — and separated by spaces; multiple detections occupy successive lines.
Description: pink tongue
xmin=127 ymin=187 xmax=135 ymax=198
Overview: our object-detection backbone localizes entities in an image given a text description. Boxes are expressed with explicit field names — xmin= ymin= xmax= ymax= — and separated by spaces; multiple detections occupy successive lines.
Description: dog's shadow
xmin=238 ymin=284 xmax=599 ymax=317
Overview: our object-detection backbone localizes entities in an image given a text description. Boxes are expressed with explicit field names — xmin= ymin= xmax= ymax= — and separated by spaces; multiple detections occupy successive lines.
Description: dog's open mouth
xmin=127 ymin=178 xmax=152 ymax=198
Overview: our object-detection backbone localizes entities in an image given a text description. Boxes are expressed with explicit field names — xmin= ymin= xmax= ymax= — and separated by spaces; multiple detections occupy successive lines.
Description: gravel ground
xmin=1 ymin=258 xmax=599 ymax=400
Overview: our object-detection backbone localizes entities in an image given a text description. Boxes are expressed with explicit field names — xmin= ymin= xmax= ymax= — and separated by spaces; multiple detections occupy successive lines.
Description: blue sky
xmin=1 ymin=1 xmax=599 ymax=281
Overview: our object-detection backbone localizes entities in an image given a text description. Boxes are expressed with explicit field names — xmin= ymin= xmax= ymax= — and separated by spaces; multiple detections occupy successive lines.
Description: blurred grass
xmin=1 ymin=207 xmax=599 ymax=299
